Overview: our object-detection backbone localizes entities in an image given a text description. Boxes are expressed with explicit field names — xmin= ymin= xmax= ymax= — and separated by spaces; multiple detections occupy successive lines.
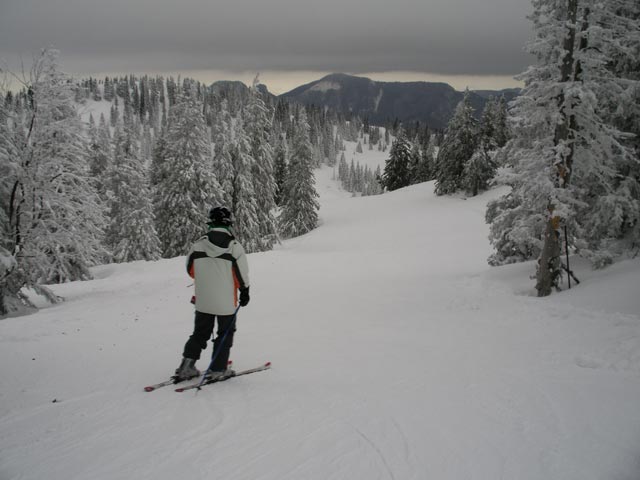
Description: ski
xmin=144 ymin=375 xmax=197 ymax=392
xmin=175 ymin=361 xmax=271 ymax=392
xmin=144 ymin=361 xmax=233 ymax=392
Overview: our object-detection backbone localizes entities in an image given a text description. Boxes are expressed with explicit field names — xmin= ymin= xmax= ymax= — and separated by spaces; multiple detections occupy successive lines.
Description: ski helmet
xmin=208 ymin=206 xmax=233 ymax=227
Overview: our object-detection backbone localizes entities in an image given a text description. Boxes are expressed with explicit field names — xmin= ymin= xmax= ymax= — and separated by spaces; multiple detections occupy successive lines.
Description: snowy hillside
xmin=1 ymin=161 xmax=639 ymax=480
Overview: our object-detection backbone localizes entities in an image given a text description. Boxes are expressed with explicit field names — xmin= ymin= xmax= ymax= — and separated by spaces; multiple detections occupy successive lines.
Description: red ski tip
xmin=175 ymin=388 xmax=185 ymax=393
xmin=265 ymin=362 xmax=271 ymax=367
xmin=144 ymin=386 xmax=155 ymax=392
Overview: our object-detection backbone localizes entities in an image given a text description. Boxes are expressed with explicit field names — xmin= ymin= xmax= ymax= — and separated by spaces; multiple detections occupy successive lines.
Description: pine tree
xmin=493 ymin=96 xmax=509 ymax=149
xmin=88 ymin=113 xmax=112 ymax=199
xmin=106 ymin=119 xmax=161 ymax=262
xmin=103 ymin=77 xmax=114 ymax=102
xmin=463 ymin=149 xmax=497 ymax=197
xmin=462 ymin=100 xmax=500 ymax=196
xmin=244 ymin=79 xmax=277 ymax=250
xmin=229 ymin=117 xmax=261 ymax=252
xmin=274 ymin=134 xmax=289 ymax=206
xmin=434 ymin=91 xmax=479 ymax=195
xmin=211 ymin=100 xmax=234 ymax=208
xmin=153 ymin=90 xmax=221 ymax=257
xmin=413 ymin=135 xmax=436 ymax=183
xmin=110 ymin=98 xmax=119 ymax=127
xmin=486 ymin=0 xmax=640 ymax=295
xmin=381 ymin=128 xmax=412 ymax=191
xmin=279 ymin=108 xmax=319 ymax=238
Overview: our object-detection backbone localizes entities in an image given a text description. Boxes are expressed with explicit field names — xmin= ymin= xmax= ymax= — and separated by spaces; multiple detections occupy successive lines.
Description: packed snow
xmin=1 ymin=158 xmax=639 ymax=480
xmin=308 ymin=81 xmax=342 ymax=93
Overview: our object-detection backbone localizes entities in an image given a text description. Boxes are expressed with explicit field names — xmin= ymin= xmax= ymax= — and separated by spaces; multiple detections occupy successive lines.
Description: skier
xmin=174 ymin=206 xmax=250 ymax=381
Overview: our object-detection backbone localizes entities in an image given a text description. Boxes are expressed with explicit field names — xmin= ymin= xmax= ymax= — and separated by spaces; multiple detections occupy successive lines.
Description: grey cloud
xmin=0 ymin=0 xmax=534 ymax=76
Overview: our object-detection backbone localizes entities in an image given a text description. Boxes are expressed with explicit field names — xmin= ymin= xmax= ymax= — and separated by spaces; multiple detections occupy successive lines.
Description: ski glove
xmin=239 ymin=287 xmax=250 ymax=307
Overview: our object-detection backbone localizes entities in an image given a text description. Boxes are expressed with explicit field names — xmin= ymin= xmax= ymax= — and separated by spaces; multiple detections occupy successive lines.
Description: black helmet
xmin=208 ymin=206 xmax=232 ymax=227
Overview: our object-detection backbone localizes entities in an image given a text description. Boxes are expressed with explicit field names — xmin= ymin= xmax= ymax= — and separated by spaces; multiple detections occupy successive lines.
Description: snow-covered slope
xmin=1 ymin=163 xmax=639 ymax=480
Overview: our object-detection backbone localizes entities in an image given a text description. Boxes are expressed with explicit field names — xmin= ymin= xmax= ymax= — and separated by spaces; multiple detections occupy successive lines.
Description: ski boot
xmin=174 ymin=357 xmax=200 ymax=381
xmin=203 ymin=366 xmax=235 ymax=381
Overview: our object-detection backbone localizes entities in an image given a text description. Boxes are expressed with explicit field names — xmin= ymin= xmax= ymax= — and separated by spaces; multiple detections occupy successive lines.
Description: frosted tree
xmin=212 ymin=100 xmax=234 ymax=208
xmin=435 ymin=91 xmax=479 ymax=195
xmin=103 ymin=77 xmax=114 ymax=102
xmin=274 ymin=134 xmax=289 ymax=206
xmin=478 ymin=96 xmax=509 ymax=152
xmin=105 ymin=120 xmax=161 ymax=263
xmin=381 ymin=127 xmax=412 ymax=191
xmin=110 ymin=99 xmax=119 ymax=127
xmin=414 ymin=135 xmax=436 ymax=183
xmin=463 ymin=149 xmax=497 ymax=197
xmin=408 ymin=141 xmax=422 ymax=184
xmin=279 ymin=108 xmax=319 ymax=238
xmin=486 ymin=0 xmax=640 ymax=295
xmin=493 ymin=96 xmax=510 ymax=149
xmin=153 ymin=90 xmax=221 ymax=257
xmin=0 ymin=49 xmax=106 ymax=312
xmin=244 ymin=78 xmax=278 ymax=250
xmin=462 ymin=99 xmax=500 ymax=196
xmin=88 ymin=113 xmax=112 ymax=199
xmin=229 ymin=117 xmax=261 ymax=252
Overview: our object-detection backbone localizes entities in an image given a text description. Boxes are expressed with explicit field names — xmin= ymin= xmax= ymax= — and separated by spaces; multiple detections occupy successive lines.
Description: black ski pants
xmin=183 ymin=311 xmax=236 ymax=372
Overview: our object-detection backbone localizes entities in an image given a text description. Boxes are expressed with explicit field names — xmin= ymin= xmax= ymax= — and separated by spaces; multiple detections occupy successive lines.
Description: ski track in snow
xmin=1 ymin=153 xmax=640 ymax=480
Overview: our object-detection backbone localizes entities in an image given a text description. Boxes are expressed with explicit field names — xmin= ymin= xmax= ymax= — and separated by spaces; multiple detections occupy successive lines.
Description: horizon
xmin=1 ymin=64 xmax=523 ymax=95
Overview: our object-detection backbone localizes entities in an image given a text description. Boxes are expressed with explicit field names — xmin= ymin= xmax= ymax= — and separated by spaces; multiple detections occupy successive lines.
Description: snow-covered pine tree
xmin=274 ymin=134 xmax=289 ymax=206
xmin=486 ymin=0 xmax=640 ymax=295
xmin=279 ymin=108 xmax=319 ymax=238
xmin=596 ymin=2 xmax=640 ymax=257
xmin=88 ymin=113 xmax=112 ymax=199
xmin=110 ymin=97 xmax=119 ymax=127
xmin=0 ymin=49 xmax=106 ymax=312
xmin=229 ymin=117 xmax=261 ymax=252
xmin=493 ymin=96 xmax=510 ymax=149
xmin=244 ymin=78 xmax=278 ymax=251
xmin=408 ymin=140 xmax=422 ymax=185
xmin=212 ymin=99 xmax=234 ymax=208
xmin=103 ymin=77 xmax=114 ymax=102
xmin=413 ymin=135 xmax=436 ymax=183
xmin=153 ymin=89 xmax=221 ymax=257
xmin=462 ymin=99 xmax=500 ymax=196
xmin=105 ymin=117 xmax=161 ymax=263
xmin=434 ymin=90 xmax=479 ymax=195
xmin=381 ymin=127 xmax=412 ymax=191
xmin=463 ymin=149 xmax=497 ymax=197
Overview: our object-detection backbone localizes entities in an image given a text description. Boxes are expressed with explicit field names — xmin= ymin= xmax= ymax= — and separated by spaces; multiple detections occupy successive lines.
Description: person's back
xmin=189 ymin=227 xmax=249 ymax=316
xmin=174 ymin=207 xmax=250 ymax=381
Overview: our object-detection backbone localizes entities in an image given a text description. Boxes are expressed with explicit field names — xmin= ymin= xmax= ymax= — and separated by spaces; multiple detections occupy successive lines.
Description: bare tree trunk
xmin=536 ymin=215 xmax=563 ymax=296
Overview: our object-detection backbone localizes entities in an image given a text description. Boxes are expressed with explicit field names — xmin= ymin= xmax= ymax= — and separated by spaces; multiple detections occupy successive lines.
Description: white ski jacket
xmin=186 ymin=228 xmax=250 ymax=315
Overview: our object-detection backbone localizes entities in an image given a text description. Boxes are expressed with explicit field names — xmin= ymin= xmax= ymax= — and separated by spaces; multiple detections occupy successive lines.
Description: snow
xmin=374 ymin=88 xmax=384 ymax=112
xmin=1 ymin=158 xmax=640 ymax=480
xmin=78 ymin=99 xmax=113 ymax=125
xmin=309 ymin=81 xmax=341 ymax=93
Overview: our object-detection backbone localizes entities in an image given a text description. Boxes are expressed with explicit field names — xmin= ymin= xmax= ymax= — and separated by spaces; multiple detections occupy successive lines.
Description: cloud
xmin=0 ymin=0 xmax=534 ymax=77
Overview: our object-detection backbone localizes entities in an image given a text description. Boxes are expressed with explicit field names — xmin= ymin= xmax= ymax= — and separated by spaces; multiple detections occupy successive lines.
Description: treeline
xmin=0 ymin=49 xmax=371 ymax=314
xmin=380 ymin=92 xmax=508 ymax=196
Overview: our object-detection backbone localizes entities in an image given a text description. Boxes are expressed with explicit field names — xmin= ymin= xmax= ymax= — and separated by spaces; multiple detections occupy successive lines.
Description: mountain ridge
xmin=278 ymin=73 xmax=519 ymax=128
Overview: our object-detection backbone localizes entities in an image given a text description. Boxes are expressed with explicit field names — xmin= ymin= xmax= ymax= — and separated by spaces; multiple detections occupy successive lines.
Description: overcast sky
xmin=0 ymin=0 xmax=534 ymax=93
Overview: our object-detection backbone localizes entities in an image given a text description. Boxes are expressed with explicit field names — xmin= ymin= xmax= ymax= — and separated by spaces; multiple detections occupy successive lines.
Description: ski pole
xmin=197 ymin=305 xmax=241 ymax=389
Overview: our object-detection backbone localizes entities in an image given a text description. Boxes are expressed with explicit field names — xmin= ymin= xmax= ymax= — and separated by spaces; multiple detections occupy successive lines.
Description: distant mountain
xmin=209 ymin=80 xmax=276 ymax=102
xmin=280 ymin=73 xmax=519 ymax=129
